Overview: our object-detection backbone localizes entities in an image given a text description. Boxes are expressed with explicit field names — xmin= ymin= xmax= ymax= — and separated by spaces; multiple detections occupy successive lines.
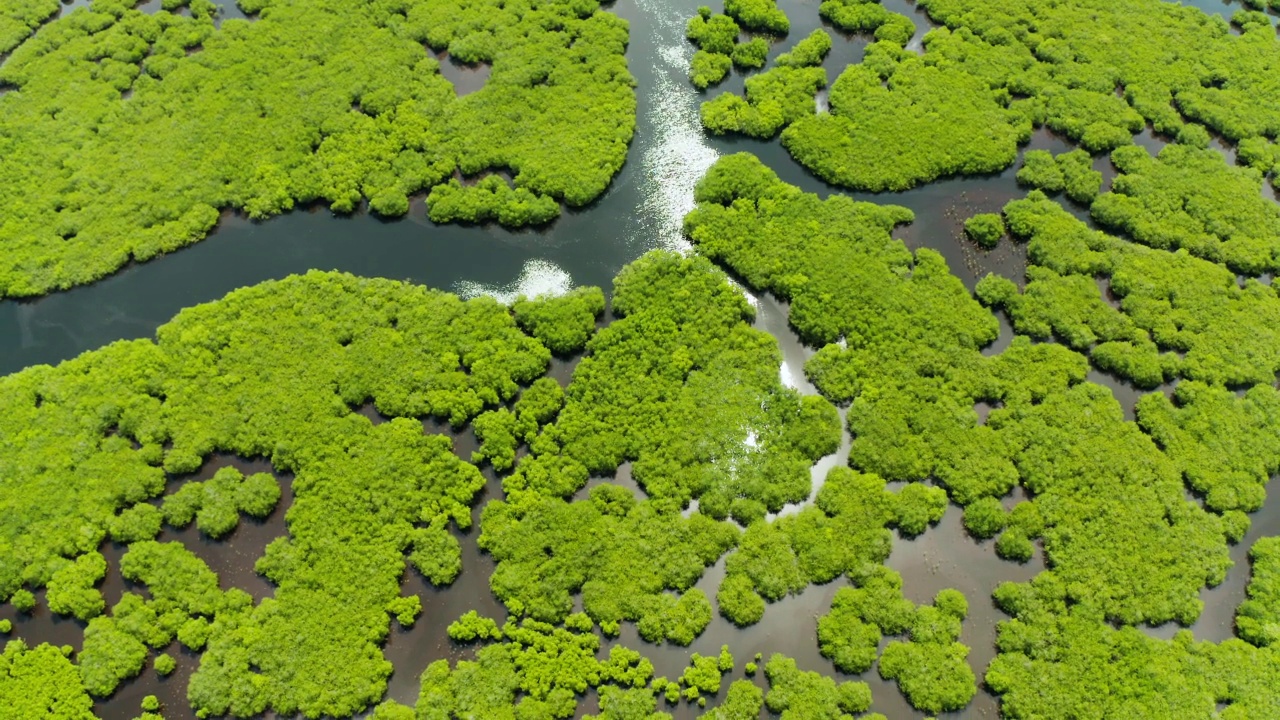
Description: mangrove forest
xmin=3 ymin=0 xmax=1280 ymax=717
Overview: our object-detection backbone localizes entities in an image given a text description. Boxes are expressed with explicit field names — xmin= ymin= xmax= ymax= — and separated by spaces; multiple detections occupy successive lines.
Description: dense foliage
xmin=481 ymin=488 xmax=737 ymax=642
xmin=7 ymin=144 xmax=1273 ymax=718
xmin=690 ymin=50 xmax=732 ymax=90
xmin=964 ymin=213 xmax=1005 ymax=248
xmin=1092 ymin=144 xmax=1280 ymax=274
xmin=1138 ymin=383 xmax=1280 ymax=519
xmin=819 ymin=0 xmax=915 ymax=45
xmin=985 ymin=191 xmax=1280 ymax=390
xmin=704 ymin=680 xmax=762 ymax=719
xmin=78 ymin=540 xmax=232 ymax=698
xmin=814 ymin=566 xmax=974 ymax=713
xmin=686 ymin=10 xmax=739 ymax=89
xmin=0 ymin=0 xmax=57 ymax=53
xmin=723 ymin=0 xmax=788 ymax=34
xmin=472 ymin=377 xmax=566 ymax=472
xmin=686 ymin=10 xmax=739 ymax=56
xmin=682 ymin=152 xmax=1275 ymax=717
xmin=481 ymin=251 xmax=841 ymax=639
xmin=154 ymin=653 xmax=176 ymax=676
xmin=783 ymin=36 xmax=1027 ymax=191
xmin=919 ymin=0 xmax=1280 ymax=146
xmin=762 ymin=653 xmax=873 ymax=719
xmin=817 ymin=566 xmax=915 ymax=674
xmin=426 ymin=177 xmax=562 ymax=227
xmin=46 ymin=552 xmax=108 ymax=622
xmin=715 ymin=467 xmax=948 ymax=627
xmin=501 ymin=251 xmax=841 ymax=514
xmin=512 ymin=287 xmax=606 ymax=356
xmin=416 ymin=618 xmax=662 ymax=719
xmin=687 ymin=154 xmax=1000 ymax=486
xmin=1237 ymin=537 xmax=1280 ymax=648
xmin=775 ymin=28 xmax=830 ymax=68
xmin=673 ymin=646 xmax=733 ymax=702
xmin=685 ymin=5 xmax=791 ymax=89
xmin=959 ymin=167 xmax=1280 ymax=717
xmin=0 ymin=249 xmax=851 ymax=716
xmin=701 ymin=66 xmax=827 ymax=139
xmin=0 ymin=271 xmax=557 ymax=716
xmin=161 ymin=466 xmax=280 ymax=539
xmin=408 ymin=625 xmax=893 ymax=719
xmin=1017 ymin=149 xmax=1102 ymax=204
xmin=9 ymin=0 xmax=1280 ymax=711
xmin=0 ymin=0 xmax=636 ymax=297
xmin=0 ymin=640 xmax=94 ymax=719
xmin=695 ymin=0 xmax=1280 ymax=199
xmin=877 ymin=593 xmax=976 ymax=713
xmin=731 ymin=38 xmax=770 ymax=70
xmin=986 ymin=572 xmax=1280 ymax=719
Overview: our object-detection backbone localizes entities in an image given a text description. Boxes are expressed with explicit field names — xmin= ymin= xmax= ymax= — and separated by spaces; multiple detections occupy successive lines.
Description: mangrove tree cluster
xmin=701 ymin=63 xmax=828 ymax=140
xmin=1238 ymin=537 xmax=1280 ymax=649
xmin=1091 ymin=144 xmax=1280 ymax=274
xmin=0 ymin=270 xmax=569 ymax=716
xmin=1016 ymin=148 xmax=1104 ymax=205
xmin=983 ymin=188 xmax=1280 ymax=391
xmin=0 ymin=252 xmax=868 ymax=716
xmin=7 ymin=0 xmax=1280 ymax=711
xmin=685 ymin=1 xmax=796 ymax=91
xmin=968 ymin=179 xmax=1280 ymax=717
xmin=0 ymin=640 xmax=94 ymax=719
xmin=0 ymin=0 xmax=57 ymax=53
xmin=691 ymin=0 xmax=1280 ymax=197
xmin=684 ymin=151 xmax=1280 ymax=718
xmin=501 ymin=251 xmax=841 ymax=514
xmin=7 ymin=143 xmax=1280 ymax=719
xmin=392 ymin=616 xmax=887 ymax=719
xmin=480 ymin=251 xmax=844 ymax=639
xmin=716 ymin=467 xmax=948 ymax=627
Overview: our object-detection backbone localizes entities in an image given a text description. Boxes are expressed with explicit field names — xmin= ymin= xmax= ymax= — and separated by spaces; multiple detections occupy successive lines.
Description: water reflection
xmin=633 ymin=2 xmax=720 ymax=253
xmin=455 ymin=258 xmax=574 ymax=302
xmin=750 ymin=293 xmax=856 ymax=520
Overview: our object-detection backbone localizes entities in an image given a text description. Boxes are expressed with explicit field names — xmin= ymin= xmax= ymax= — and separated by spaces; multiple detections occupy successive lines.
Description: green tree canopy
xmin=0 ymin=0 xmax=636 ymax=297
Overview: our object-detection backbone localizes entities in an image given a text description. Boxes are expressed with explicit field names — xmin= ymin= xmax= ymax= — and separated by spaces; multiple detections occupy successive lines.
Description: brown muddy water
xmin=3 ymin=0 xmax=1279 ymax=718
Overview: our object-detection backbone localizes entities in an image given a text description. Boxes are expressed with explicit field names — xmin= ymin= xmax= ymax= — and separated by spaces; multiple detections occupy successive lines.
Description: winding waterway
xmin=0 ymin=0 xmax=1268 ymax=376
xmin=2 ymin=0 xmax=1279 ymax=718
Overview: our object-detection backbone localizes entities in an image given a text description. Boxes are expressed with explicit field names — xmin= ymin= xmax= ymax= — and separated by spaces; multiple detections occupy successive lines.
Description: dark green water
xmin=3 ymin=1 xmax=1279 ymax=718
